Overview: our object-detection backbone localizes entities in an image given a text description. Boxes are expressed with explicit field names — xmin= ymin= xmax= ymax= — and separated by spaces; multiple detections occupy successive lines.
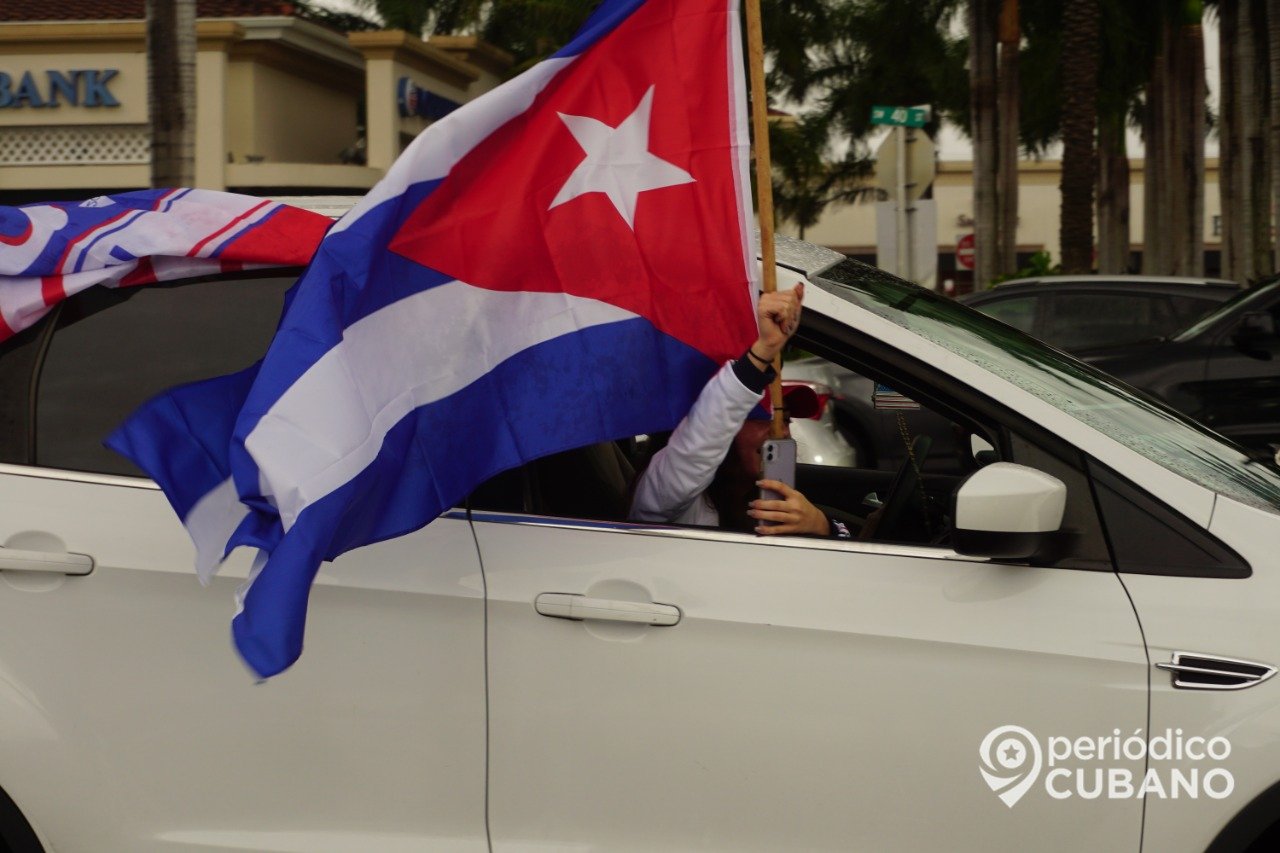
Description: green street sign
xmin=870 ymin=105 xmax=929 ymax=128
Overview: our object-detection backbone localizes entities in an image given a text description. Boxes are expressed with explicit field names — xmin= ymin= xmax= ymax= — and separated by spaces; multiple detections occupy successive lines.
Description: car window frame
xmin=473 ymin=304 xmax=1118 ymax=571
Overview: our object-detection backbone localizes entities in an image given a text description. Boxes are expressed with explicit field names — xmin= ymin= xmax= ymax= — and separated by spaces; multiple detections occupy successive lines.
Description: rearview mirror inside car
xmin=952 ymin=463 xmax=1066 ymax=561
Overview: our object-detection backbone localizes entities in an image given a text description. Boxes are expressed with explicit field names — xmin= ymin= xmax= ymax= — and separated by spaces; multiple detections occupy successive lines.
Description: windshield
xmin=815 ymin=260 xmax=1280 ymax=514
xmin=1173 ymin=278 xmax=1280 ymax=342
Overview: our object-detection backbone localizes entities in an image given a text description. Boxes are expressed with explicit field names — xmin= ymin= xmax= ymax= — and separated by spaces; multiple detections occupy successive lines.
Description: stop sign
xmin=956 ymin=233 xmax=975 ymax=270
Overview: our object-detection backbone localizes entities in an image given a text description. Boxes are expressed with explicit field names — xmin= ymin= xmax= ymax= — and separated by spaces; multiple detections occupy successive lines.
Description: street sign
xmin=870 ymin=105 xmax=929 ymax=128
xmin=876 ymin=199 xmax=937 ymax=286
xmin=874 ymin=130 xmax=936 ymax=202
xmin=956 ymin=233 xmax=976 ymax=270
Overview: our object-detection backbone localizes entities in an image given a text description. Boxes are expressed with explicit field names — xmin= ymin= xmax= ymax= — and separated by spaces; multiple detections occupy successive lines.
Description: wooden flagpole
xmin=743 ymin=0 xmax=786 ymax=440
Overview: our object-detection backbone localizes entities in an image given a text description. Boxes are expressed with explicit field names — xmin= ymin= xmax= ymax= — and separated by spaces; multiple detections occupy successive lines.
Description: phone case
xmin=758 ymin=438 xmax=798 ymax=522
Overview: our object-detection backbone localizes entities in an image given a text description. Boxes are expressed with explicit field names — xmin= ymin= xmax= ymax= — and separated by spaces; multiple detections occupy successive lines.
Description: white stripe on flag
xmin=725 ymin=0 xmax=759 ymax=299
xmin=184 ymin=476 xmax=250 ymax=584
xmin=246 ymin=282 xmax=637 ymax=528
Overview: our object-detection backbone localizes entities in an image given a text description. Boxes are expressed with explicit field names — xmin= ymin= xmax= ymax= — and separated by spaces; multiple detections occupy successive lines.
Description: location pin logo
xmin=979 ymin=725 xmax=1042 ymax=807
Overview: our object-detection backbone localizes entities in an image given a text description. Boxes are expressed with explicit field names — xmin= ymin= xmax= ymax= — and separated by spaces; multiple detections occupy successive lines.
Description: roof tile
xmin=0 ymin=0 xmax=299 ymax=23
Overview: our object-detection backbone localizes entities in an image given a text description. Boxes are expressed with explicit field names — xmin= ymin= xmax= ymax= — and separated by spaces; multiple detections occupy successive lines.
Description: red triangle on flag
xmin=389 ymin=0 xmax=758 ymax=364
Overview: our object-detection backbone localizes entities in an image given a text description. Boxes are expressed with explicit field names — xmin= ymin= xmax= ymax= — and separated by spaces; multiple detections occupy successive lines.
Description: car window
xmin=814 ymin=259 xmax=1280 ymax=514
xmin=33 ymin=274 xmax=297 ymax=477
xmin=1040 ymin=292 xmax=1174 ymax=349
xmin=971 ymin=295 xmax=1038 ymax=335
xmin=1174 ymin=279 xmax=1280 ymax=342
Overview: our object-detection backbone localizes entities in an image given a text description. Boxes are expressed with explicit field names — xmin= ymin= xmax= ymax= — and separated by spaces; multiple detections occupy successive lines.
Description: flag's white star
xmin=550 ymin=86 xmax=695 ymax=229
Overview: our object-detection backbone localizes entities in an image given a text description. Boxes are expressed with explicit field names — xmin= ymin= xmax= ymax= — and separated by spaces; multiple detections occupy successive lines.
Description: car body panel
xmin=1120 ymin=498 xmax=1280 ymax=853
xmin=479 ymin=514 xmax=1147 ymax=851
xmin=0 ymin=465 xmax=487 ymax=852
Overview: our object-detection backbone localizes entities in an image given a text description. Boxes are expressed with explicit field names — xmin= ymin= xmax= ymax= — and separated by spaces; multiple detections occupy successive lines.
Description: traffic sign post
xmin=872 ymin=105 xmax=934 ymax=284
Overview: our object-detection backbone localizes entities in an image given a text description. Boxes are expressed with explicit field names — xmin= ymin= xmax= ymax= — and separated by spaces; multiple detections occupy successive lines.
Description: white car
xmin=2 ymin=233 xmax=1280 ymax=852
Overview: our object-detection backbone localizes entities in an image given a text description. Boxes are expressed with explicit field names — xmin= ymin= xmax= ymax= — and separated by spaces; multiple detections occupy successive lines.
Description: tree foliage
xmin=769 ymin=115 xmax=877 ymax=238
xmin=348 ymin=0 xmax=486 ymax=36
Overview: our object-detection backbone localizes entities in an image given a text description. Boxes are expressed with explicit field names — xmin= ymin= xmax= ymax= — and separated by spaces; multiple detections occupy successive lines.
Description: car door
xmin=478 ymin=348 xmax=1149 ymax=851
xmin=0 ymin=276 xmax=487 ymax=851
xmin=478 ymin=519 xmax=1146 ymax=851
xmin=1202 ymin=292 xmax=1280 ymax=452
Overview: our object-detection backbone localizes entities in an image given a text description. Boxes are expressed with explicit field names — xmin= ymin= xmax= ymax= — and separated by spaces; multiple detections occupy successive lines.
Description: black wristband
xmin=732 ymin=349 xmax=776 ymax=393
xmin=748 ymin=347 xmax=772 ymax=369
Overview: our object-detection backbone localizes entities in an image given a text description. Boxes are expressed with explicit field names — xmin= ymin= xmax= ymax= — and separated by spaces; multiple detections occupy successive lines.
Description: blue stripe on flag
xmin=105 ymin=364 xmax=260 ymax=520
xmin=229 ymin=318 xmax=714 ymax=677
xmin=554 ymin=0 xmax=649 ymax=57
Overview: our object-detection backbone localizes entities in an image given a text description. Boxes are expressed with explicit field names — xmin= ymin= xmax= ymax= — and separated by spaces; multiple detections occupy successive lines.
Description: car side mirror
xmin=952 ymin=463 xmax=1066 ymax=560
xmin=1232 ymin=312 xmax=1276 ymax=359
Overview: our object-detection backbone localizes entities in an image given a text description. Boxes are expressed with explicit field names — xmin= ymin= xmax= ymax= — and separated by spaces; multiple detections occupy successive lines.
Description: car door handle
xmin=534 ymin=593 xmax=680 ymax=626
xmin=0 ymin=548 xmax=94 ymax=576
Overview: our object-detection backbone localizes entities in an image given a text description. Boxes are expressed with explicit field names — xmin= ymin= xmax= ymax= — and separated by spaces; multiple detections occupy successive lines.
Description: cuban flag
xmin=109 ymin=0 xmax=760 ymax=679
xmin=0 ymin=189 xmax=330 ymax=342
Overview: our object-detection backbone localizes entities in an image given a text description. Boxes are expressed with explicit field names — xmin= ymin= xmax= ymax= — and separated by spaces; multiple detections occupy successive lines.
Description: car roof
xmin=772 ymin=232 xmax=845 ymax=278
xmin=962 ymin=275 xmax=1241 ymax=302
xmin=991 ymin=274 xmax=1236 ymax=288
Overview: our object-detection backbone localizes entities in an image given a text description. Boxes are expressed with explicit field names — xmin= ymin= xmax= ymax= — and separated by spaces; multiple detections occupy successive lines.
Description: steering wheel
xmin=869 ymin=435 xmax=932 ymax=541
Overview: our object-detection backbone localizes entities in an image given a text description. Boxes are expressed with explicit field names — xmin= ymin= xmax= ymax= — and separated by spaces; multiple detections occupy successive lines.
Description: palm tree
xmin=969 ymin=0 xmax=999 ymax=286
xmin=1270 ymin=0 xmax=1280 ymax=266
xmin=1233 ymin=0 xmax=1274 ymax=281
xmin=996 ymin=0 xmax=1020 ymax=277
xmin=1058 ymin=0 xmax=1098 ymax=274
xmin=1140 ymin=2 xmax=1205 ymax=276
xmin=147 ymin=0 xmax=196 ymax=188
xmin=1217 ymin=0 xmax=1273 ymax=282
xmin=1219 ymin=0 xmax=1242 ymax=279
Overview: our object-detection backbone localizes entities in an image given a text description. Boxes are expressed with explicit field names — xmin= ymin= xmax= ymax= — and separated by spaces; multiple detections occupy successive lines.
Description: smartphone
xmin=758 ymin=437 xmax=798 ymax=521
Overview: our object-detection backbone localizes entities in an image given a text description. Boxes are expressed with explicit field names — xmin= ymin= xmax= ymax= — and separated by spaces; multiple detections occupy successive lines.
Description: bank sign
xmin=0 ymin=70 xmax=120 ymax=109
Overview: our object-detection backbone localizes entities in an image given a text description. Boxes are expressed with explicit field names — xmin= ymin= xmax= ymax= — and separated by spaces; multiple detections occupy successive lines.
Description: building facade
xmin=788 ymin=156 xmax=1228 ymax=289
xmin=0 ymin=0 xmax=511 ymax=199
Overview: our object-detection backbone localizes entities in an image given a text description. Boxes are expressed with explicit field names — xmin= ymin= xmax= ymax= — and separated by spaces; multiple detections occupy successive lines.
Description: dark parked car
xmin=1081 ymin=278 xmax=1280 ymax=463
xmin=960 ymin=275 xmax=1239 ymax=353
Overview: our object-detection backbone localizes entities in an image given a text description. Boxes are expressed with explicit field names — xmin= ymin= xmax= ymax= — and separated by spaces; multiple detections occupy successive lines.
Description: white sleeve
xmin=629 ymin=361 xmax=763 ymax=523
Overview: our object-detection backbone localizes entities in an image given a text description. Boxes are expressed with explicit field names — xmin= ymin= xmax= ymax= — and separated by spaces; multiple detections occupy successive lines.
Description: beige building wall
xmin=238 ymin=62 xmax=358 ymax=163
xmin=793 ymin=157 xmax=1227 ymax=275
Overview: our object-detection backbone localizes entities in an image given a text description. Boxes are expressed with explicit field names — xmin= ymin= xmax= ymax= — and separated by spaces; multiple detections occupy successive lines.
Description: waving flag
xmin=110 ymin=0 xmax=760 ymax=679
xmin=0 ymin=189 xmax=330 ymax=342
